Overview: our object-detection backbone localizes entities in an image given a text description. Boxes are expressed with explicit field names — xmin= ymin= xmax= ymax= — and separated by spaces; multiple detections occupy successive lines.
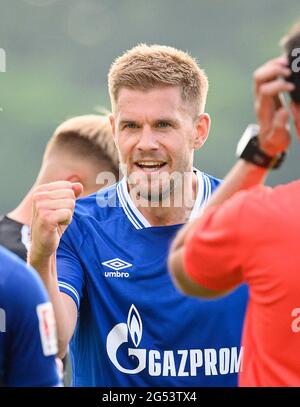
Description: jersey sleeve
xmin=6 ymin=264 xmax=60 ymax=387
xmin=57 ymin=217 xmax=85 ymax=310
xmin=183 ymin=192 xmax=247 ymax=292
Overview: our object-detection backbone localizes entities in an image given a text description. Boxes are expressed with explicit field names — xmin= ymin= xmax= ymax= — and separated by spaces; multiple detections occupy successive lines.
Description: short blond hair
xmin=46 ymin=114 xmax=119 ymax=176
xmin=108 ymin=44 xmax=209 ymax=116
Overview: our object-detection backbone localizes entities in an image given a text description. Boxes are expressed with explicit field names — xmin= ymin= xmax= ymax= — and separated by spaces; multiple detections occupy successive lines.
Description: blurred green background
xmin=0 ymin=0 xmax=299 ymax=213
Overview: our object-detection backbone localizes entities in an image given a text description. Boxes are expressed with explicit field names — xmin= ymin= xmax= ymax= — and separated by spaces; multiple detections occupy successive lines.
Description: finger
xmin=254 ymin=56 xmax=290 ymax=82
xmin=259 ymin=79 xmax=295 ymax=98
xmin=46 ymin=209 xmax=73 ymax=226
xmin=276 ymin=92 xmax=287 ymax=110
xmin=273 ymin=95 xmax=283 ymax=110
xmin=72 ymin=182 xmax=83 ymax=198
xmin=269 ymin=55 xmax=288 ymax=65
xmin=254 ymin=65 xmax=291 ymax=92
xmin=260 ymin=56 xmax=288 ymax=69
xmin=259 ymin=108 xmax=291 ymax=156
xmin=290 ymin=102 xmax=300 ymax=138
xmin=32 ymin=207 xmax=73 ymax=229
xmin=256 ymin=86 xmax=289 ymax=121
xmin=33 ymin=189 xmax=76 ymax=201
xmin=272 ymin=107 xmax=290 ymax=130
xmin=35 ymin=198 xmax=75 ymax=211
xmin=34 ymin=181 xmax=73 ymax=194
xmin=291 ymin=102 xmax=300 ymax=122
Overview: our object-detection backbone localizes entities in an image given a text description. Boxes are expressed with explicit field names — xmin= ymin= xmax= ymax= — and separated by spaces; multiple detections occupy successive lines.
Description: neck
xmin=129 ymin=171 xmax=198 ymax=226
xmin=7 ymin=183 xmax=37 ymax=226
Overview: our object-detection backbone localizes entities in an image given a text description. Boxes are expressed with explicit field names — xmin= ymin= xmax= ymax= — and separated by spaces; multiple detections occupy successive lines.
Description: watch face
xmin=236 ymin=124 xmax=259 ymax=157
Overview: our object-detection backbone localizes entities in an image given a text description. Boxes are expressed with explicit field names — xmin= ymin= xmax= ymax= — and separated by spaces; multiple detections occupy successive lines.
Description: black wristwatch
xmin=236 ymin=124 xmax=286 ymax=169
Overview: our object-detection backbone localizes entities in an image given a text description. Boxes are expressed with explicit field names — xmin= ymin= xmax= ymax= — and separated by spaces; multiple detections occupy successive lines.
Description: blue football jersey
xmin=57 ymin=170 xmax=248 ymax=387
xmin=0 ymin=246 xmax=59 ymax=387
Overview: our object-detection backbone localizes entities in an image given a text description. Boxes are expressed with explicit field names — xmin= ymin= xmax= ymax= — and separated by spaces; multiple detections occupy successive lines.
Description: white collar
xmin=116 ymin=169 xmax=212 ymax=229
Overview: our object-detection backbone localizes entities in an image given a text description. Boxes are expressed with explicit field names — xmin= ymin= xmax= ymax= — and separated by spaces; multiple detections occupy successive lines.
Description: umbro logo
xmin=102 ymin=258 xmax=132 ymax=271
xmin=101 ymin=258 xmax=132 ymax=279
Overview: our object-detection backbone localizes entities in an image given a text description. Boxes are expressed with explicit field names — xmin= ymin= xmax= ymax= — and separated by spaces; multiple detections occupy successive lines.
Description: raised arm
xmin=168 ymin=56 xmax=294 ymax=295
xmin=28 ymin=181 xmax=82 ymax=358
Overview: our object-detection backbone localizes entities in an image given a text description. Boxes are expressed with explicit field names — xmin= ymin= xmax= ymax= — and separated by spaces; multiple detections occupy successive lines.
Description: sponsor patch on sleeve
xmin=36 ymin=302 xmax=58 ymax=356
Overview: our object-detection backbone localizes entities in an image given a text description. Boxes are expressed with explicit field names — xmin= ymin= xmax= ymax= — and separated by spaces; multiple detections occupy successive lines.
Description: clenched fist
xmin=29 ymin=181 xmax=83 ymax=264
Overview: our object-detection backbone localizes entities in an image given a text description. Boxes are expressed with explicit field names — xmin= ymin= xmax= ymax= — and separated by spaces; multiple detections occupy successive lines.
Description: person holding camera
xmin=169 ymin=23 xmax=300 ymax=386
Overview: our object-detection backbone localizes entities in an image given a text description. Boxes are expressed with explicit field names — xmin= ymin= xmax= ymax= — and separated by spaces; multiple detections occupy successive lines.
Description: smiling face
xmin=110 ymin=86 xmax=210 ymax=203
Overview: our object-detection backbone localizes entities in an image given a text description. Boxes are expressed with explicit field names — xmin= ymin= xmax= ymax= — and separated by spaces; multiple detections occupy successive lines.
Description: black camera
xmin=283 ymin=28 xmax=300 ymax=104
xmin=288 ymin=48 xmax=300 ymax=103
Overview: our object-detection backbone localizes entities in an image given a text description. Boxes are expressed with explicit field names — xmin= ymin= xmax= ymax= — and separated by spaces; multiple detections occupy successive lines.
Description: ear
xmin=66 ymin=174 xmax=85 ymax=197
xmin=109 ymin=114 xmax=117 ymax=144
xmin=66 ymin=174 xmax=83 ymax=184
xmin=193 ymin=113 xmax=211 ymax=150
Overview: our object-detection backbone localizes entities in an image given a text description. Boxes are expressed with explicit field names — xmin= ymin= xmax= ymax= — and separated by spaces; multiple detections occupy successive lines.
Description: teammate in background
xmin=0 ymin=114 xmax=119 ymax=260
xmin=168 ymin=24 xmax=300 ymax=386
xmin=28 ymin=44 xmax=252 ymax=386
xmin=0 ymin=114 xmax=118 ymax=386
xmin=0 ymin=245 xmax=59 ymax=386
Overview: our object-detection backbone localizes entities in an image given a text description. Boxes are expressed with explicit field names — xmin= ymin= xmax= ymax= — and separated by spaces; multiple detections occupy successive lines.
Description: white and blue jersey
xmin=57 ymin=170 xmax=248 ymax=387
xmin=0 ymin=246 xmax=59 ymax=387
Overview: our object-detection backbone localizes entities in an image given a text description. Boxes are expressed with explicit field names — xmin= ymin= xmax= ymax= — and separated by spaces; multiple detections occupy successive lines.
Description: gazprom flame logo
xmin=127 ymin=304 xmax=142 ymax=347
xmin=106 ymin=304 xmax=146 ymax=374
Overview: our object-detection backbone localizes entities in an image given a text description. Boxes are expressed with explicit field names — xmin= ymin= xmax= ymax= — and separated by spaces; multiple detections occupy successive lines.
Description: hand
xmin=253 ymin=56 xmax=295 ymax=156
xmin=291 ymin=102 xmax=300 ymax=138
xmin=29 ymin=181 xmax=83 ymax=263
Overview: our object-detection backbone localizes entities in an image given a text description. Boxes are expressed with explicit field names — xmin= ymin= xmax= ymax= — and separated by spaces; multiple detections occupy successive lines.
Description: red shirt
xmin=184 ymin=181 xmax=300 ymax=386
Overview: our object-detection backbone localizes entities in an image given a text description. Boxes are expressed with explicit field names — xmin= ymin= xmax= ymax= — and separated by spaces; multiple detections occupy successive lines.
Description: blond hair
xmin=108 ymin=44 xmax=209 ymax=116
xmin=46 ymin=114 xmax=119 ymax=176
